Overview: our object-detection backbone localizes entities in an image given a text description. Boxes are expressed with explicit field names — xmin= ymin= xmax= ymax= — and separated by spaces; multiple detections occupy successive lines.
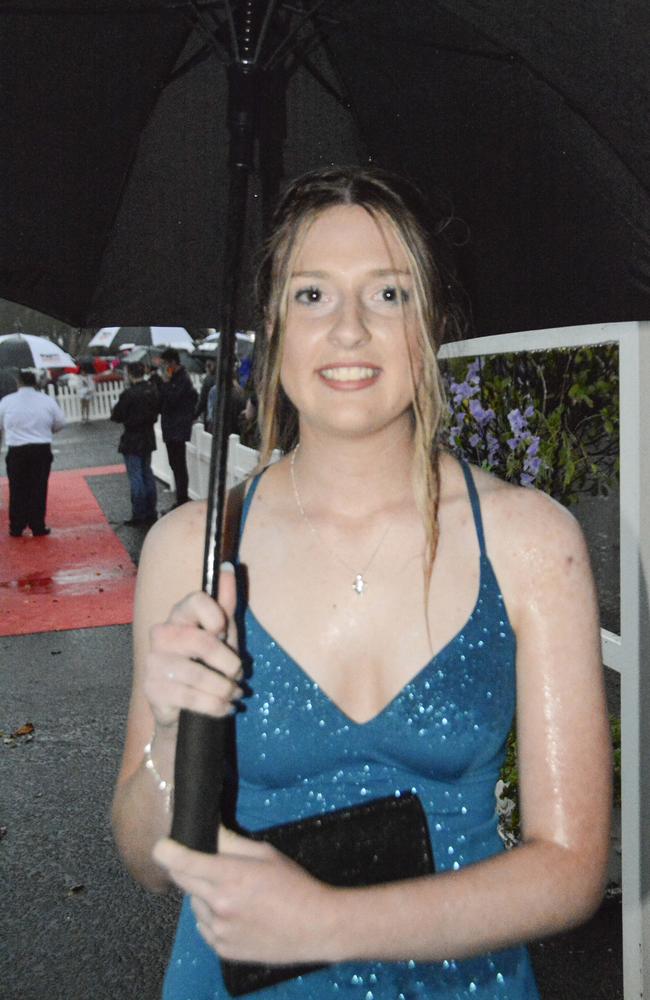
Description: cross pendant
xmin=353 ymin=574 xmax=366 ymax=595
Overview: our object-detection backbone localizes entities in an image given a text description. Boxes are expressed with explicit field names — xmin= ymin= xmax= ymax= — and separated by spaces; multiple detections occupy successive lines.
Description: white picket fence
xmin=47 ymin=380 xmax=123 ymax=421
xmin=47 ymin=373 xmax=203 ymax=423
xmin=151 ymin=422 xmax=280 ymax=495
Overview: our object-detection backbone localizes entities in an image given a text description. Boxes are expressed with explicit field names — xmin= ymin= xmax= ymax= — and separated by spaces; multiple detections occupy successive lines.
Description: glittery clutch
xmin=220 ymin=791 xmax=434 ymax=996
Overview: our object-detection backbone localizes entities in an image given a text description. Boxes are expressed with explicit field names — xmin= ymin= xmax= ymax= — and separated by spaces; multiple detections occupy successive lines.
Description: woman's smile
xmin=317 ymin=363 xmax=383 ymax=389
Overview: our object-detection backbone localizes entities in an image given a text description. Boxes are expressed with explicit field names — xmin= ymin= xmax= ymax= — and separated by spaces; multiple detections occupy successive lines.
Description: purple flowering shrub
xmin=440 ymin=346 xmax=619 ymax=846
xmin=440 ymin=346 xmax=619 ymax=502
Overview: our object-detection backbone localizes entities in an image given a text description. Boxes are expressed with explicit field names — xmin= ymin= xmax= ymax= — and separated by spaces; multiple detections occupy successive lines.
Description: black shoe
xmin=123 ymin=518 xmax=148 ymax=528
xmin=32 ymin=527 xmax=51 ymax=536
xmin=9 ymin=528 xmax=23 ymax=537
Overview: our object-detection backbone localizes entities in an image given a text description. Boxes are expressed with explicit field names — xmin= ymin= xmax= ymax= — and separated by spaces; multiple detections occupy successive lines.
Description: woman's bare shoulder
xmin=468 ymin=461 xmax=581 ymax=550
xmin=145 ymin=498 xmax=208 ymax=552
xmin=137 ymin=500 xmax=207 ymax=597
xmin=462 ymin=460 xmax=593 ymax=621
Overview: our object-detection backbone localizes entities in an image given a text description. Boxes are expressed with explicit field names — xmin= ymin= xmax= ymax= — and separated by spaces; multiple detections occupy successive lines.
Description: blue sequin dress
xmin=162 ymin=462 xmax=540 ymax=999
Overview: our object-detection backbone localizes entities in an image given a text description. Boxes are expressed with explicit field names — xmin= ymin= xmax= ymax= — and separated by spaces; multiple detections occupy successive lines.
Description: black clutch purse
xmin=220 ymin=791 xmax=434 ymax=997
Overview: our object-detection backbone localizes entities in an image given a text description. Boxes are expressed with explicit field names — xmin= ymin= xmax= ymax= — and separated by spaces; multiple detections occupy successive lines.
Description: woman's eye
xmin=294 ymin=286 xmax=322 ymax=304
xmin=379 ymin=285 xmax=410 ymax=304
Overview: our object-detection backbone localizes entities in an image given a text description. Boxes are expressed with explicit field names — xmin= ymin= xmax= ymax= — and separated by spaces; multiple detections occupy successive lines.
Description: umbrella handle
xmin=170 ymin=711 xmax=228 ymax=852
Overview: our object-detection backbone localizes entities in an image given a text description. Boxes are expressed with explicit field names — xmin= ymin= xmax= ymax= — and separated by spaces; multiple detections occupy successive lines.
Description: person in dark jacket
xmin=205 ymin=374 xmax=246 ymax=437
xmin=194 ymin=356 xmax=216 ymax=428
xmin=111 ymin=362 xmax=160 ymax=527
xmin=158 ymin=347 xmax=198 ymax=508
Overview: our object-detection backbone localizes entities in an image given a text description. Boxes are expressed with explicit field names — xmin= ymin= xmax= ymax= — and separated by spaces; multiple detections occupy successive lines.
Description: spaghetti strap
xmin=459 ymin=460 xmax=487 ymax=558
xmin=232 ymin=470 xmax=266 ymax=564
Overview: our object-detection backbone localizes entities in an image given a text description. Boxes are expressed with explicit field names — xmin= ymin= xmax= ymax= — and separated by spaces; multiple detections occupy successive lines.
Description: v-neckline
xmin=245 ymin=556 xmax=488 ymax=728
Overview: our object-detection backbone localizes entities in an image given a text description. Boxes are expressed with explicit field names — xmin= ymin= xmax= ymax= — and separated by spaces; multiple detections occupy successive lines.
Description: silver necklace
xmin=290 ymin=445 xmax=392 ymax=595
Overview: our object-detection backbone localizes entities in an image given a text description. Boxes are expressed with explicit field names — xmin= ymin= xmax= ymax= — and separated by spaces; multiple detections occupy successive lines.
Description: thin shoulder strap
xmin=230 ymin=470 xmax=265 ymax=563
xmin=459 ymin=460 xmax=487 ymax=558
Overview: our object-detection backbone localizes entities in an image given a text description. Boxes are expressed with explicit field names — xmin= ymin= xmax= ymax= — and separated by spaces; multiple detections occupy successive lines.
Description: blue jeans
xmin=124 ymin=452 xmax=157 ymax=520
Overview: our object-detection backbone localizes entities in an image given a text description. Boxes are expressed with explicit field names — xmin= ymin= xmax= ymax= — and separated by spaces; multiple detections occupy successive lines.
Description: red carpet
xmin=0 ymin=465 xmax=137 ymax=636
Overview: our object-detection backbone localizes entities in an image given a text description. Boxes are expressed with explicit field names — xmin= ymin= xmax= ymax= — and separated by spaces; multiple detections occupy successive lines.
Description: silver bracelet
xmin=143 ymin=740 xmax=174 ymax=813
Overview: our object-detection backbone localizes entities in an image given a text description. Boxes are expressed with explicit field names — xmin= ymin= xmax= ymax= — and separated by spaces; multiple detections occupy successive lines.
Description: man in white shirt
xmin=0 ymin=369 xmax=66 ymax=537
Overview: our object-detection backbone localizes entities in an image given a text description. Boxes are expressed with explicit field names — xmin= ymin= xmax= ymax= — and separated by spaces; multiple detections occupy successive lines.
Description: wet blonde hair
xmin=254 ymin=165 xmax=459 ymax=576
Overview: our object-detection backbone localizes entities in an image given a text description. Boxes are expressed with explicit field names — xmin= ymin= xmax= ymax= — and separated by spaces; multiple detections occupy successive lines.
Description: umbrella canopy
xmin=87 ymin=326 xmax=194 ymax=352
xmin=193 ymin=331 xmax=256 ymax=361
xmin=0 ymin=367 xmax=19 ymax=399
xmin=1 ymin=1 xmax=649 ymax=336
xmin=0 ymin=334 xmax=75 ymax=370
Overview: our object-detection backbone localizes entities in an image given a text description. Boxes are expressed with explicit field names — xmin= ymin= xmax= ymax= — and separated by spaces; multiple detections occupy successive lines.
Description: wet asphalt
xmin=0 ymin=421 xmax=622 ymax=1000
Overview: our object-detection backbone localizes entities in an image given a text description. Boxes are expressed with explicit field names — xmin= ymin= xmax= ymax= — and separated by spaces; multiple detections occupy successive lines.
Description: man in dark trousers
xmin=157 ymin=347 xmax=197 ymax=508
xmin=0 ymin=369 xmax=65 ymax=537
xmin=110 ymin=362 xmax=160 ymax=527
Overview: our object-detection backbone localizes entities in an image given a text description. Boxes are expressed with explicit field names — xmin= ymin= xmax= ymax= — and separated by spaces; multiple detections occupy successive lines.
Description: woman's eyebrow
xmin=290 ymin=268 xmax=411 ymax=278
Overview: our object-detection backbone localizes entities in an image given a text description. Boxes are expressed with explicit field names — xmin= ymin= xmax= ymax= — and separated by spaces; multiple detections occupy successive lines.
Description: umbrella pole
xmin=170 ymin=41 xmax=264 ymax=852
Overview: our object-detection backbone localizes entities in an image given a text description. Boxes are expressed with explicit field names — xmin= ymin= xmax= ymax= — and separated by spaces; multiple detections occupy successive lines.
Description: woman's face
xmin=279 ymin=204 xmax=421 ymax=441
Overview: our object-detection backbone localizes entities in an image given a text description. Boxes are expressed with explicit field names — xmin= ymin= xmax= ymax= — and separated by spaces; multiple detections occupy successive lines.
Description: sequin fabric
xmin=162 ymin=462 xmax=540 ymax=999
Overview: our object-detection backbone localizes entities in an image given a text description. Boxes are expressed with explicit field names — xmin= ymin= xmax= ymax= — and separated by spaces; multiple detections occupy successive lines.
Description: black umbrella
xmin=0 ymin=333 xmax=75 ymax=369
xmin=2 ymin=1 xmax=650 ymax=335
xmin=3 ymin=1 xmax=650 ymax=855
xmin=0 ymin=367 xmax=19 ymax=399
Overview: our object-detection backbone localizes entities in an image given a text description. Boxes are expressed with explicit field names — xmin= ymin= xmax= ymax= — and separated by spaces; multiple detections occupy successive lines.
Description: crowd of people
xmin=111 ymin=347 xmax=254 ymax=526
xmin=1 ymin=345 xmax=255 ymax=534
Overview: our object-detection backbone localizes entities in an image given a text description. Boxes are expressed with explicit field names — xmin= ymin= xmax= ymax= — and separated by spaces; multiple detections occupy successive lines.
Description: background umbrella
xmin=0 ymin=333 xmax=75 ymax=369
xmin=1 ymin=1 xmax=649 ymax=335
xmin=87 ymin=326 xmax=194 ymax=353
xmin=193 ymin=330 xmax=256 ymax=362
xmin=0 ymin=367 xmax=19 ymax=399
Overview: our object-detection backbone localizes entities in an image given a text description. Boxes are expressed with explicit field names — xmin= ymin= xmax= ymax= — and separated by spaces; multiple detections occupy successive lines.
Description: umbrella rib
xmin=424 ymin=1 xmax=650 ymax=201
xmin=167 ymin=42 xmax=224 ymax=83
xmin=252 ymin=0 xmax=280 ymax=65
xmin=223 ymin=0 xmax=241 ymax=63
xmin=287 ymin=47 xmax=347 ymax=109
xmin=262 ymin=0 xmax=344 ymax=71
xmin=181 ymin=2 xmax=231 ymax=66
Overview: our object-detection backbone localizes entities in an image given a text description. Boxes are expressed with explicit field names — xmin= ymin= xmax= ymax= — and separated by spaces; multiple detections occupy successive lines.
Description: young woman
xmin=112 ymin=167 xmax=611 ymax=999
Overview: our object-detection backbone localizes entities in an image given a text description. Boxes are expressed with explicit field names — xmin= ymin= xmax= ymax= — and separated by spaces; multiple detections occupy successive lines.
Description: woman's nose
xmin=327 ymin=298 xmax=370 ymax=348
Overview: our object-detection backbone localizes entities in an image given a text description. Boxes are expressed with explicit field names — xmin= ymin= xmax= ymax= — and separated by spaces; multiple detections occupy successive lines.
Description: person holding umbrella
xmin=0 ymin=368 xmax=65 ymax=537
xmin=113 ymin=167 xmax=611 ymax=999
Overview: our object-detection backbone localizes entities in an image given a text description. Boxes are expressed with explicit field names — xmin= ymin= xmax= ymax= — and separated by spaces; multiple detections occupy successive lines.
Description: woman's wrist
xmin=317 ymin=886 xmax=357 ymax=964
